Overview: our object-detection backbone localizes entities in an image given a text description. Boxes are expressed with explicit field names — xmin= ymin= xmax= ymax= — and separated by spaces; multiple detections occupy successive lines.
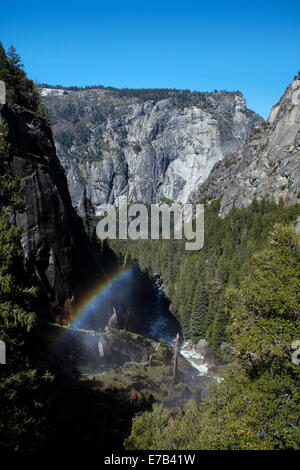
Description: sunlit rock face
xmin=190 ymin=76 xmax=300 ymax=216
xmin=41 ymin=87 xmax=261 ymax=212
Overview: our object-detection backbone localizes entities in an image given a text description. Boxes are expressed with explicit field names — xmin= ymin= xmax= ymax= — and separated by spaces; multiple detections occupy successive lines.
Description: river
xmin=146 ymin=275 xmax=220 ymax=379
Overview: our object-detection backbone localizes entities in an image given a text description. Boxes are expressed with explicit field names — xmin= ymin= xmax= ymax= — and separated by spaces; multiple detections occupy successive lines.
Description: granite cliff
xmin=190 ymin=73 xmax=300 ymax=215
xmin=0 ymin=101 xmax=103 ymax=307
xmin=41 ymin=86 xmax=262 ymax=212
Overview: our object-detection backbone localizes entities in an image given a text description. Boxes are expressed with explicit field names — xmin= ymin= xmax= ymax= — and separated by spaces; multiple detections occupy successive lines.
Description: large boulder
xmin=196 ymin=339 xmax=209 ymax=354
xmin=203 ymin=349 xmax=220 ymax=368
xmin=196 ymin=339 xmax=220 ymax=367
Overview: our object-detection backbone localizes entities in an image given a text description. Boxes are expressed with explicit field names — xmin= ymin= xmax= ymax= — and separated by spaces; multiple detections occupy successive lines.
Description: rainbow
xmin=70 ymin=268 xmax=133 ymax=330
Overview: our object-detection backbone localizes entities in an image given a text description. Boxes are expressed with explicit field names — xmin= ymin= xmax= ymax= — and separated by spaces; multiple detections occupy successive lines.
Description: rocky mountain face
xmin=40 ymin=87 xmax=262 ymax=213
xmin=190 ymin=75 xmax=300 ymax=215
xmin=0 ymin=102 xmax=103 ymax=307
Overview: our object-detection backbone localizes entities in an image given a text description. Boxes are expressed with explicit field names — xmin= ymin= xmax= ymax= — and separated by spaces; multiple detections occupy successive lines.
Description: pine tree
xmin=210 ymin=294 xmax=227 ymax=348
xmin=0 ymin=43 xmax=41 ymax=112
xmin=7 ymin=45 xmax=23 ymax=67
xmin=179 ymin=291 xmax=194 ymax=338
xmin=189 ymin=284 xmax=208 ymax=341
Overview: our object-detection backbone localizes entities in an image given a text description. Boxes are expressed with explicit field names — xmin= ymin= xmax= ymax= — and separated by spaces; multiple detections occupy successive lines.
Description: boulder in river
xmin=196 ymin=339 xmax=209 ymax=354
xmin=196 ymin=339 xmax=220 ymax=367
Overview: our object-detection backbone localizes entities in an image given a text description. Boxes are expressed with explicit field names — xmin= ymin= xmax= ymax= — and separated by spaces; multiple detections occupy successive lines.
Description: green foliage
xmin=227 ymin=224 xmax=300 ymax=376
xmin=0 ymin=122 xmax=51 ymax=451
xmin=125 ymin=225 xmax=300 ymax=450
xmin=0 ymin=210 xmax=37 ymax=330
xmin=133 ymin=143 xmax=142 ymax=154
xmin=190 ymin=284 xmax=208 ymax=341
xmin=55 ymin=128 xmax=75 ymax=148
xmin=0 ymin=207 xmax=52 ymax=451
xmin=0 ymin=368 xmax=53 ymax=451
xmin=124 ymin=404 xmax=173 ymax=450
xmin=159 ymin=196 xmax=174 ymax=206
xmin=109 ymin=198 xmax=300 ymax=351
xmin=0 ymin=43 xmax=43 ymax=114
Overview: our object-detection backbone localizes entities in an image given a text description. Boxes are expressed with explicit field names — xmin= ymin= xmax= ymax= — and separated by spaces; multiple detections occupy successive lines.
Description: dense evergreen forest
xmin=122 ymin=217 xmax=300 ymax=449
xmin=108 ymin=198 xmax=300 ymax=354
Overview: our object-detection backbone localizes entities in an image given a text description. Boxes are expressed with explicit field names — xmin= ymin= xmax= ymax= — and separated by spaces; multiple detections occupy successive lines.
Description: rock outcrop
xmin=190 ymin=75 xmax=300 ymax=215
xmin=41 ymin=86 xmax=262 ymax=212
xmin=0 ymin=102 xmax=103 ymax=306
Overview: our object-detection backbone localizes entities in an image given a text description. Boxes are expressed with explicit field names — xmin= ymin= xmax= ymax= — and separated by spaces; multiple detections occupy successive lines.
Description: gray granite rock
xmin=190 ymin=77 xmax=300 ymax=215
xmin=0 ymin=102 xmax=103 ymax=306
xmin=196 ymin=338 xmax=209 ymax=353
xmin=41 ymin=87 xmax=262 ymax=212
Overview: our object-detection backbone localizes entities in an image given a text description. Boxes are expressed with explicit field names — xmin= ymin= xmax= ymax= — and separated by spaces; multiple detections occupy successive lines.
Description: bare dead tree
xmin=173 ymin=333 xmax=180 ymax=383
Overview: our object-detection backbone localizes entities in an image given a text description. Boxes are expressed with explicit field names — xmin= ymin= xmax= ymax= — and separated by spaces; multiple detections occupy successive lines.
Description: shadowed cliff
xmin=0 ymin=99 xmax=104 ymax=308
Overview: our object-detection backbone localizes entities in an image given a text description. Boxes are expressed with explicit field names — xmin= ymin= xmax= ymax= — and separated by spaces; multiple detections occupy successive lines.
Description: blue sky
xmin=1 ymin=0 xmax=299 ymax=118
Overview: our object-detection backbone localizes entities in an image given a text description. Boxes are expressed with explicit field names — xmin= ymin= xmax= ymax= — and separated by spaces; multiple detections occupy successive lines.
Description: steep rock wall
xmin=0 ymin=102 xmax=103 ymax=306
